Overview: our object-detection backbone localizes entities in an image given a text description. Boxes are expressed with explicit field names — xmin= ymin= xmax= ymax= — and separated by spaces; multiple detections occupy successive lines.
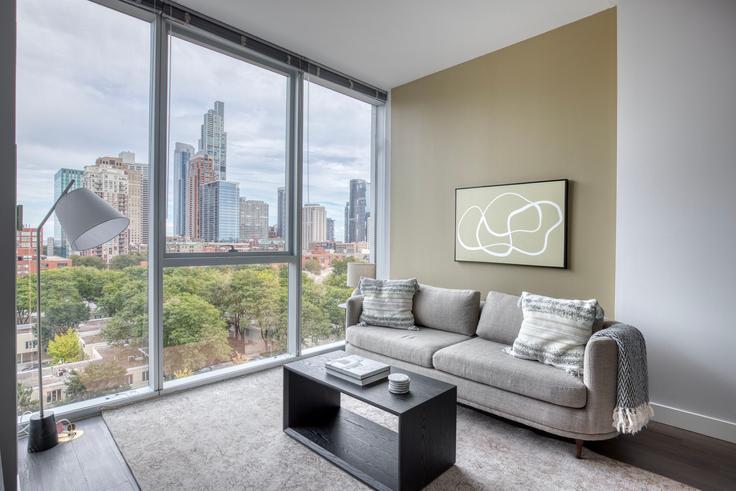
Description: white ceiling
xmin=178 ymin=0 xmax=616 ymax=90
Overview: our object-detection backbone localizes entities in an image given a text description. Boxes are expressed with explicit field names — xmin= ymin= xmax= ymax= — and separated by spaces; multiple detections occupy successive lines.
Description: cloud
xmin=17 ymin=0 xmax=374 ymax=244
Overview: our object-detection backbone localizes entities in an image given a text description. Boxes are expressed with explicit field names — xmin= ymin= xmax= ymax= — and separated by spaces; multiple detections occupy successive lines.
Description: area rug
xmin=103 ymin=367 xmax=689 ymax=490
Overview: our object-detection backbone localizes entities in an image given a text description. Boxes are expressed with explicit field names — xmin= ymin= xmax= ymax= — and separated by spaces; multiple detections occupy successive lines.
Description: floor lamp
xmin=27 ymin=181 xmax=129 ymax=453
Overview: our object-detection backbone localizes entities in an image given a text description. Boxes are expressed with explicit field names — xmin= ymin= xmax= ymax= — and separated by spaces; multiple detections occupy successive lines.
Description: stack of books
xmin=325 ymin=355 xmax=390 ymax=386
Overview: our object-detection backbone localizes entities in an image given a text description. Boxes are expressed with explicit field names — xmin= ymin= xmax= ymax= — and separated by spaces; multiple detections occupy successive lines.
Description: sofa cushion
xmin=506 ymin=292 xmax=604 ymax=376
xmin=476 ymin=291 xmax=523 ymax=345
xmin=413 ymin=284 xmax=481 ymax=336
xmin=433 ymin=337 xmax=587 ymax=408
xmin=358 ymin=278 xmax=419 ymax=329
xmin=346 ymin=325 xmax=471 ymax=368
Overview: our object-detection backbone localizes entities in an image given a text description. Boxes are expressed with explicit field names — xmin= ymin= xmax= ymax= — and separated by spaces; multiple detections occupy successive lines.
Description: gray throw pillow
xmin=505 ymin=292 xmax=604 ymax=376
xmin=359 ymin=278 xmax=419 ymax=329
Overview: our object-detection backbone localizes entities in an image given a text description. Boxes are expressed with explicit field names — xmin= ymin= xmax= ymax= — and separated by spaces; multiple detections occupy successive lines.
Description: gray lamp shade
xmin=346 ymin=262 xmax=376 ymax=288
xmin=55 ymin=188 xmax=130 ymax=251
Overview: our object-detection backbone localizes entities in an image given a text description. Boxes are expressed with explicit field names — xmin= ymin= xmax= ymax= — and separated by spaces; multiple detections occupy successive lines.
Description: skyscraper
xmin=127 ymin=161 xmax=149 ymax=246
xmin=277 ymin=186 xmax=286 ymax=239
xmin=173 ymin=142 xmax=194 ymax=237
xmin=344 ymin=202 xmax=350 ymax=243
xmin=185 ymin=152 xmax=216 ymax=240
xmin=201 ymin=180 xmax=240 ymax=242
xmin=326 ymin=218 xmax=335 ymax=242
xmin=302 ymin=204 xmax=327 ymax=250
xmin=53 ymin=168 xmax=83 ymax=257
xmin=239 ymin=198 xmax=269 ymax=242
xmin=198 ymin=101 xmax=227 ymax=181
xmin=347 ymin=179 xmax=367 ymax=243
xmin=82 ymin=157 xmax=129 ymax=261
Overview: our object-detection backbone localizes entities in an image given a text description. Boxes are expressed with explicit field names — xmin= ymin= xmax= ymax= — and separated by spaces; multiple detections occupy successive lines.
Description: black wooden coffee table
xmin=283 ymin=351 xmax=456 ymax=491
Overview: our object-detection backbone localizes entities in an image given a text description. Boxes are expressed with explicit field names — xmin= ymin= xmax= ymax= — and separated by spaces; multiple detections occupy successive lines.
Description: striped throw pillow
xmin=505 ymin=292 xmax=604 ymax=376
xmin=359 ymin=278 xmax=419 ymax=329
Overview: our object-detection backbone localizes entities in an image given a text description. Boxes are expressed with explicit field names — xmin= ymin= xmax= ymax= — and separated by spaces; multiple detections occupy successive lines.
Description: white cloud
xmin=17 ymin=0 xmax=373 ymax=243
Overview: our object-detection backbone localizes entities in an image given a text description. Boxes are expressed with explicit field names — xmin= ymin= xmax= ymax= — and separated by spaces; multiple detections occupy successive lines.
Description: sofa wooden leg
xmin=575 ymin=439 xmax=584 ymax=459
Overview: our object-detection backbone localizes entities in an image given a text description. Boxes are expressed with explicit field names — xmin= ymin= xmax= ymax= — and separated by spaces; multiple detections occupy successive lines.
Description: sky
xmin=16 ymin=0 xmax=372 ymax=241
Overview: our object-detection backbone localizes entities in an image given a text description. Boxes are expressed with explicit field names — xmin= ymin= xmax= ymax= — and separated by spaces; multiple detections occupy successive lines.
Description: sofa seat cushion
xmin=433 ymin=337 xmax=587 ymax=408
xmin=346 ymin=325 xmax=471 ymax=368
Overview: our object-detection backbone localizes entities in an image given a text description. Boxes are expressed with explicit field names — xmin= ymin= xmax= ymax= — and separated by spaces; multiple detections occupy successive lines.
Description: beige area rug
xmin=103 ymin=367 xmax=689 ymax=490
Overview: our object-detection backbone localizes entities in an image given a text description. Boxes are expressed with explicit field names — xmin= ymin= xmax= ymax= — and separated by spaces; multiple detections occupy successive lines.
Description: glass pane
xmin=301 ymin=81 xmax=374 ymax=349
xmin=16 ymin=0 xmax=151 ymax=416
xmin=167 ymin=36 xmax=288 ymax=254
xmin=162 ymin=264 xmax=288 ymax=381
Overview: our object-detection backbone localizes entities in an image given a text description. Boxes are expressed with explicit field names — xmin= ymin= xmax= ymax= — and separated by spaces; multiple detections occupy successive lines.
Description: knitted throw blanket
xmin=591 ymin=323 xmax=654 ymax=434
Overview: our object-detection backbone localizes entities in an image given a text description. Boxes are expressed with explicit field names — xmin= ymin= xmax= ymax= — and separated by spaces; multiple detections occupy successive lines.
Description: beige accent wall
xmin=390 ymin=9 xmax=617 ymax=311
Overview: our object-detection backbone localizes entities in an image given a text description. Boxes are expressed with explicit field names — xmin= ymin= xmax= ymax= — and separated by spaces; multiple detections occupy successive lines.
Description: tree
xmin=64 ymin=370 xmax=87 ymax=403
xmin=47 ymin=329 xmax=84 ymax=364
xmin=303 ymin=258 xmax=322 ymax=275
xmin=15 ymin=274 xmax=36 ymax=324
xmin=42 ymin=282 xmax=88 ymax=332
xmin=17 ymin=383 xmax=38 ymax=413
xmin=110 ymin=253 xmax=146 ymax=270
xmin=75 ymin=362 xmax=130 ymax=398
xmin=163 ymin=293 xmax=231 ymax=376
xmin=71 ymin=255 xmax=105 ymax=269
xmin=230 ymin=268 xmax=285 ymax=354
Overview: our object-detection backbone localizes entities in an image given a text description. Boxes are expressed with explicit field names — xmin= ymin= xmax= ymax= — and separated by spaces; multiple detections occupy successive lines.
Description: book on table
xmin=325 ymin=355 xmax=389 ymax=380
xmin=325 ymin=368 xmax=389 ymax=386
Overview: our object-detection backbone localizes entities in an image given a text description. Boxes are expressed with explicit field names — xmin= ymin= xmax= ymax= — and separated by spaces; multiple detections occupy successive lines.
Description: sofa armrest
xmin=345 ymin=295 xmax=364 ymax=328
xmin=582 ymin=336 xmax=618 ymax=433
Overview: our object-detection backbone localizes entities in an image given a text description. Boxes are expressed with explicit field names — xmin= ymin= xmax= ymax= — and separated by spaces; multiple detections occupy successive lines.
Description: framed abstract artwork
xmin=455 ymin=179 xmax=568 ymax=268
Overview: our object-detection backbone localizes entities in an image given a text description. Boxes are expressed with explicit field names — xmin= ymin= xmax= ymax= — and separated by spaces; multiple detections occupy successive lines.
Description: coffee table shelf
xmin=285 ymin=407 xmax=399 ymax=491
xmin=283 ymin=351 xmax=456 ymax=491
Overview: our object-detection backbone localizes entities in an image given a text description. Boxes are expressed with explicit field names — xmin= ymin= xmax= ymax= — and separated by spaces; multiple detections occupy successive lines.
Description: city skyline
xmin=16 ymin=0 xmax=373 ymax=251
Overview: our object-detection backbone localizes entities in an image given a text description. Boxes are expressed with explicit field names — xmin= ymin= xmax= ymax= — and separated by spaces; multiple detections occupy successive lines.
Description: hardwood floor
xmin=17 ymin=417 xmax=138 ymax=491
xmin=588 ymin=421 xmax=736 ymax=491
xmin=16 ymin=413 xmax=736 ymax=491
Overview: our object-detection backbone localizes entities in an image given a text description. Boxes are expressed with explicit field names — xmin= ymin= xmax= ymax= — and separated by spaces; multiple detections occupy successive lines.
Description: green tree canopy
xmin=47 ymin=329 xmax=84 ymax=364
xmin=109 ymin=253 xmax=146 ymax=270
xmin=71 ymin=255 xmax=105 ymax=269
xmin=76 ymin=362 xmax=129 ymax=398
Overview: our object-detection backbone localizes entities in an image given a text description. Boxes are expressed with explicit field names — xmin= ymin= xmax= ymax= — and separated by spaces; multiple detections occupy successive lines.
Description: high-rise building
xmin=239 ymin=198 xmax=269 ymax=242
xmin=198 ymin=101 xmax=227 ymax=180
xmin=344 ymin=202 xmax=349 ymax=243
xmin=326 ymin=218 xmax=335 ymax=242
xmin=347 ymin=179 xmax=367 ymax=243
xmin=201 ymin=180 xmax=239 ymax=242
xmin=118 ymin=152 xmax=149 ymax=248
xmin=126 ymin=161 xmax=149 ymax=247
xmin=302 ymin=203 xmax=326 ymax=249
xmin=173 ymin=142 xmax=194 ymax=237
xmin=185 ymin=152 xmax=216 ymax=240
xmin=277 ymin=186 xmax=286 ymax=239
xmin=83 ymin=157 xmax=129 ymax=261
xmin=367 ymin=215 xmax=374 ymax=251
xmin=53 ymin=168 xmax=83 ymax=257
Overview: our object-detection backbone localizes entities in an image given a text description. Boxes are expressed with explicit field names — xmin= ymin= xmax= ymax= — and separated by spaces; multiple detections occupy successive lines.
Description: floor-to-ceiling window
xmin=163 ymin=34 xmax=291 ymax=382
xmin=15 ymin=0 xmax=152 ymax=415
xmin=15 ymin=0 xmax=385 ymax=418
xmin=300 ymin=80 xmax=375 ymax=350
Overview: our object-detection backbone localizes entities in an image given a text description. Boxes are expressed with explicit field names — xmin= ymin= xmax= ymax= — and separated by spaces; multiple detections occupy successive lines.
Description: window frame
xmin=16 ymin=0 xmax=388 ymax=422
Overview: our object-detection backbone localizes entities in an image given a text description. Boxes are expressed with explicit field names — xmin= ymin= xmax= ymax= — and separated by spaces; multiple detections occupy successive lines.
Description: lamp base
xmin=27 ymin=411 xmax=59 ymax=453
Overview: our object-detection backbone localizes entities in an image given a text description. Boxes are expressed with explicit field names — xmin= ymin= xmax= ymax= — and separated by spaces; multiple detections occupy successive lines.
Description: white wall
xmin=617 ymin=0 xmax=736 ymax=442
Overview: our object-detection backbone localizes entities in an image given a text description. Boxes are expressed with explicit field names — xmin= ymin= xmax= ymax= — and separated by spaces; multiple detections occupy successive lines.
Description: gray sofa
xmin=345 ymin=285 xmax=619 ymax=456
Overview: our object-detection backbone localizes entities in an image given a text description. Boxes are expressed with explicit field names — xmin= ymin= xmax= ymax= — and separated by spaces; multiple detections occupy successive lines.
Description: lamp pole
xmin=34 ymin=179 xmax=75 ymax=419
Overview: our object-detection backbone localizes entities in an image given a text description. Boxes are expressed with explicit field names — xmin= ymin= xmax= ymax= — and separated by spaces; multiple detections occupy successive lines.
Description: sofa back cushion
xmin=413 ymin=284 xmax=481 ymax=336
xmin=359 ymin=278 xmax=419 ymax=329
xmin=476 ymin=291 xmax=524 ymax=345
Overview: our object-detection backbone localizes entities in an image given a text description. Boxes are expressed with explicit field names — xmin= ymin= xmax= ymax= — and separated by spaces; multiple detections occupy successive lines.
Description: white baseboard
xmin=650 ymin=402 xmax=736 ymax=444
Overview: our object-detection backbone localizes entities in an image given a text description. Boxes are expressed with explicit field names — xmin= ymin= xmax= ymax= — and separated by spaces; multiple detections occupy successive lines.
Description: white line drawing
xmin=457 ymin=192 xmax=562 ymax=257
